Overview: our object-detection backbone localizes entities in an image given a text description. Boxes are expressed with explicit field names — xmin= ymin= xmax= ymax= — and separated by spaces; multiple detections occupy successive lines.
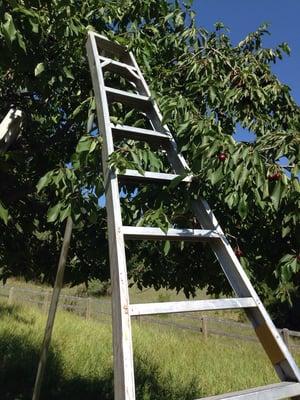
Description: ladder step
xmin=129 ymin=298 xmax=257 ymax=316
xmin=198 ymin=382 xmax=300 ymax=400
xmin=100 ymin=56 xmax=140 ymax=82
xmin=93 ymin=33 xmax=132 ymax=63
xmin=122 ymin=226 xmax=221 ymax=241
xmin=118 ymin=169 xmax=192 ymax=184
xmin=105 ymin=86 xmax=151 ymax=111
xmin=111 ymin=124 xmax=171 ymax=145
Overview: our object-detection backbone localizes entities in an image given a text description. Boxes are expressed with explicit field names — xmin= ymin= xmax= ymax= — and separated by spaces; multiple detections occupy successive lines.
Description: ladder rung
xmin=198 ymin=382 xmax=300 ymax=400
xmin=93 ymin=33 xmax=131 ymax=62
xmin=129 ymin=298 xmax=257 ymax=316
xmin=105 ymin=87 xmax=151 ymax=111
xmin=100 ymin=56 xmax=140 ymax=82
xmin=111 ymin=124 xmax=171 ymax=145
xmin=122 ymin=226 xmax=221 ymax=241
xmin=118 ymin=169 xmax=192 ymax=184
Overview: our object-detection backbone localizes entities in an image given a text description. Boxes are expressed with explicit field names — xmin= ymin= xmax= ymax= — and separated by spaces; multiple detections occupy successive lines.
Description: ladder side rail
xmin=128 ymin=50 xmax=300 ymax=384
xmin=86 ymin=33 xmax=136 ymax=400
xmin=0 ymin=108 xmax=24 ymax=152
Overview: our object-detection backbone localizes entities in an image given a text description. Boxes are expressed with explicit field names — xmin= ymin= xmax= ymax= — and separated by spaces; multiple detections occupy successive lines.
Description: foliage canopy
xmin=0 ymin=0 xmax=299 ymax=326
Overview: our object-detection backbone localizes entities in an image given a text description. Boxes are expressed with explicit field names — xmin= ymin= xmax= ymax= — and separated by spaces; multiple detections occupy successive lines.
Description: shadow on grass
xmin=0 ymin=303 xmax=113 ymax=400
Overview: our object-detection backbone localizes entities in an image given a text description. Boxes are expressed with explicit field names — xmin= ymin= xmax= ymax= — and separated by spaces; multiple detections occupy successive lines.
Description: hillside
xmin=2 ymin=301 xmax=298 ymax=400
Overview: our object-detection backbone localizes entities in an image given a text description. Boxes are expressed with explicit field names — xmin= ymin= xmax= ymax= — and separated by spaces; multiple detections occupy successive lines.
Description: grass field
xmin=1 ymin=300 xmax=299 ymax=400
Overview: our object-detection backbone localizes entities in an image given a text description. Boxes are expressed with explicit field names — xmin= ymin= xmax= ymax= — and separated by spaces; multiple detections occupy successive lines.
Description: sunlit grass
xmin=2 ymin=301 xmax=298 ymax=400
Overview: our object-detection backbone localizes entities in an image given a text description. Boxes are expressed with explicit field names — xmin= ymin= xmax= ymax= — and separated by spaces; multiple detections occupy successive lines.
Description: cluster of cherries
xmin=234 ymin=247 xmax=243 ymax=258
xmin=217 ymin=152 xmax=282 ymax=182
xmin=267 ymin=171 xmax=281 ymax=181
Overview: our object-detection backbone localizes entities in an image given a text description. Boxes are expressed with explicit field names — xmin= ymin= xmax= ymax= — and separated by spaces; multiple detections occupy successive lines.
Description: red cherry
xmin=218 ymin=152 xmax=227 ymax=161
xmin=297 ymin=254 xmax=300 ymax=262
xmin=268 ymin=171 xmax=281 ymax=181
xmin=234 ymin=247 xmax=243 ymax=258
xmin=272 ymin=172 xmax=281 ymax=181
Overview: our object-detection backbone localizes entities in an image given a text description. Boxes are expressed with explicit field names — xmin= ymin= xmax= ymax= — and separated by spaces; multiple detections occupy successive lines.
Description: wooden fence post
xmin=201 ymin=315 xmax=208 ymax=339
xmin=282 ymin=328 xmax=290 ymax=350
xmin=86 ymin=297 xmax=92 ymax=319
xmin=8 ymin=286 xmax=15 ymax=305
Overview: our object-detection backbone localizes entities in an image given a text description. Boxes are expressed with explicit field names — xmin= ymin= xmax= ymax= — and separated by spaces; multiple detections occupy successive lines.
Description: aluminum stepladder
xmin=0 ymin=108 xmax=23 ymax=152
xmin=86 ymin=31 xmax=300 ymax=400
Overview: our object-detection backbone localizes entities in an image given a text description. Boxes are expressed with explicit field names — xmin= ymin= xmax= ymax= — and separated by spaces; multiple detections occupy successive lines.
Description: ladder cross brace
xmin=129 ymin=297 xmax=257 ymax=316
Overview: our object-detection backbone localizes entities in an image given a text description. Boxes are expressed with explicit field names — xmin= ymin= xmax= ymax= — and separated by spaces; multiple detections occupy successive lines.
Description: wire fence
xmin=1 ymin=284 xmax=300 ymax=352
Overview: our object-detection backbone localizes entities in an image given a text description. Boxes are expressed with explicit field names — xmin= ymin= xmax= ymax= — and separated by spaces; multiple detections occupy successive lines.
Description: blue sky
xmin=194 ymin=1 xmax=300 ymax=105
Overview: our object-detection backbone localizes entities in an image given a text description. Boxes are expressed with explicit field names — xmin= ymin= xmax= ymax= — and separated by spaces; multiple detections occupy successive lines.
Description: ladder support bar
xmin=100 ymin=56 xmax=140 ymax=81
xmin=118 ymin=169 xmax=193 ymax=184
xmin=129 ymin=297 xmax=257 ymax=316
xmin=123 ymin=226 xmax=221 ymax=241
xmin=111 ymin=124 xmax=171 ymax=144
xmin=105 ymin=86 xmax=151 ymax=110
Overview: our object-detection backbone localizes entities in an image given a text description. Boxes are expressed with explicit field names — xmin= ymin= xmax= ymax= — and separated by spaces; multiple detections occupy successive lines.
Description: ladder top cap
xmin=87 ymin=31 xmax=129 ymax=57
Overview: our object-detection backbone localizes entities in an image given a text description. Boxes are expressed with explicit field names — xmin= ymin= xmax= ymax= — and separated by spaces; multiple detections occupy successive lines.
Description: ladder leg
xmin=106 ymin=179 xmax=136 ymax=400
xmin=192 ymin=199 xmax=300 ymax=385
xmin=86 ymin=34 xmax=136 ymax=400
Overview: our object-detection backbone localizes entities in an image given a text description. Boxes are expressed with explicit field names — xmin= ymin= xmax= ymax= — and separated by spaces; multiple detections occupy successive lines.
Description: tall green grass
xmin=0 ymin=302 xmax=299 ymax=400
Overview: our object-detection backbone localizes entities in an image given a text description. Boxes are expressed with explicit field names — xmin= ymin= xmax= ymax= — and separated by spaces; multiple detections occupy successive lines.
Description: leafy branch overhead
xmin=0 ymin=0 xmax=299 ymax=326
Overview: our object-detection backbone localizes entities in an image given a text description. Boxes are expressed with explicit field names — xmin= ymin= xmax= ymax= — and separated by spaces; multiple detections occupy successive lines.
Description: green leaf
xmin=209 ymin=86 xmax=216 ymax=103
xmin=34 ymin=62 xmax=45 ymax=76
xmin=225 ymin=192 xmax=236 ymax=208
xmin=60 ymin=204 xmax=71 ymax=222
xmin=255 ymin=172 xmax=264 ymax=189
xmin=238 ymin=166 xmax=249 ymax=188
xmin=270 ymin=181 xmax=282 ymax=210
xmin=163 ymin=240 xmax=171 ymax=256
xmin=63 ymin=66 xmax=74 ymax=80
xmin=238 ymin=194 xmax=248 ymax=219
xmin=87 ymin=112 xmax=95 ymax=132
xmin=36 ymin=171 xmax=52 ymax=193
xmin=76 ymin=136 xmax=91 ymax=153
xmin=164 ymin=12 xmax=174 ymax=22
xmin=0 ymin=202 xmax=9 ymax=225
xmin=262 ymin=181 xmax=269 ymax=199
xmin=3 ymin=13 xmax=17 ymax=42
xmin=282 ymin=225 xmax=291 ymax=238
xmin=16 ymin=32 xmax=26 ymax=52
xmin=89 ymin=140 xmax=97 ymax=153
xmin=210 ymin=166 xmax=223 ymax=185
xmin=29 ymin=19 xmax=39 ymax=33
xmin=233 ymin=163 xmax=243 ymax=183
xmin=47 ymin=202 xmax=62 ymax=223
